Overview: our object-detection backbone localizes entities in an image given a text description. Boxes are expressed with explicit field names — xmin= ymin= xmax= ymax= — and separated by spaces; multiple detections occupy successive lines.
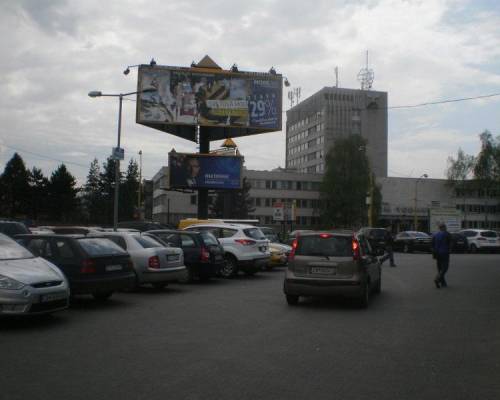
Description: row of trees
xmin=447 ymin=130 xmax=500 ymax=222
xmin=0 ymin=153 xmax=141 ymax=226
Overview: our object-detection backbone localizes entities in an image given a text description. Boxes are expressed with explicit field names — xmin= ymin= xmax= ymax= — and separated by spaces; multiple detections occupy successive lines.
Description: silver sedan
xmin=95 ymin=232 xmax=187 ymax=289
xmin=0 ymin=233 xmax=70 ymax=315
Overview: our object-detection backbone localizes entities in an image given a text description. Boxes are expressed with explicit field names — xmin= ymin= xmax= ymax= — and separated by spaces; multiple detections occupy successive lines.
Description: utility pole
xmin=138 ymin=150 xmax=142 ymax=217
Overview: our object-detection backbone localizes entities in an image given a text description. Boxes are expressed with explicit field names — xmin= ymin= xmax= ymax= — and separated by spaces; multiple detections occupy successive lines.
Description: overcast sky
xmin=1 ymin=0 xmax=499 ymax=184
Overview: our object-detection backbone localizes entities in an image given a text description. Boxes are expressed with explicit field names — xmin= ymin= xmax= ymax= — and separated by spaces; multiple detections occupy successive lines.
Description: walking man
xmin=380 ymin=227 xmax=396 ymax=267
xmin=432 ymin=223 xmax=452 ymax=288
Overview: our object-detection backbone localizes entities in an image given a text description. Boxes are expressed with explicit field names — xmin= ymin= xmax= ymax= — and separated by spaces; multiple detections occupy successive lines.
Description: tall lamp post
xmin=414 ymin=173 xmax=428 ymax=230
xmin=138 ymin=150 xmax=143 ymax=218
xmin=88 ymin=88 xmax=155 ymax=231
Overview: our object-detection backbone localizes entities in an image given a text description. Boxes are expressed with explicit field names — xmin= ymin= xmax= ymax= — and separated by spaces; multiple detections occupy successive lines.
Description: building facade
xmin=286 ymin=87 xmax=388 ymax=177
xmin=152 ymin=167 xmax=500 ymax=232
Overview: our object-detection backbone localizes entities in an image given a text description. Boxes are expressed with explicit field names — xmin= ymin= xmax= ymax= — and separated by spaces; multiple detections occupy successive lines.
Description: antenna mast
xmin=357 ymin=50 xmax=375 ymax=90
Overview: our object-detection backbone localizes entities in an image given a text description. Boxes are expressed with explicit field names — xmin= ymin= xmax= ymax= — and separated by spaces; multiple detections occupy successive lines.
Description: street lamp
xmin=138 ymin=150 xmax=143 ymax=216
xmin=414 ymin=173 xmax=428 ymax=230
xmin=88 ymin=88 xmax=155 ymax=231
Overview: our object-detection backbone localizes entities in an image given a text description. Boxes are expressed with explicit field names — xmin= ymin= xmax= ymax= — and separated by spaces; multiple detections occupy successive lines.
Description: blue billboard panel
xmin=169 ymin=152 xmax=243 ymax=190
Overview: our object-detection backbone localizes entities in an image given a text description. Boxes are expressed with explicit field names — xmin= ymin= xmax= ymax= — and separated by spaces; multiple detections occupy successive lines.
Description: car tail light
xmin=200 ymin=246 xmax=210 ymax=262
xmin=288 ymin=239 xmax=298 ymax=261
xmin=148 ymin=256 xmax=161 ymax=269
xmin=352 ymin=238 xmax=361 ymax=261
xmin=235 ymin=239 xmax=256 ymax=246
xmin=81 ymin=259 xmax=96 ymax=274
xmin=319 ymin=233 xmax=332 ymax=239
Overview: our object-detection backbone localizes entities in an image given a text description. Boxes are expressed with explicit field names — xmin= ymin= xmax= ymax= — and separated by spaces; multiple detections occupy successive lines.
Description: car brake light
xmin=288 ymin=239 xmax=298 ymax=261
xmin=148 ymin=256 xmax=161 ymax=269
xmin=352 ymin=238 xmax=361 ymax=261
xmin=200 ymin=246 xmax=210 ymax=262
xmin=81 ymin=259 xmax=96 ymax=274
xmin=235 ymin=239 xmax=256 ymax=246
xmin=319 ymin=233 xmax=332 ymax=239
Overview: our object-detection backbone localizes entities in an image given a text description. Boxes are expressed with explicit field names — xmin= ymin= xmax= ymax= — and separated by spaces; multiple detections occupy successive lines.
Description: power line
xmin=388 ymin=92 xmax=500 ymax=109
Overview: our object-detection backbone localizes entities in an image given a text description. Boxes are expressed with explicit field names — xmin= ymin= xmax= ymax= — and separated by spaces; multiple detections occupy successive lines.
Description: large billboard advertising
xmin=136 ymin=65 xmax=283 ymax=141
xmin=168 ymin=152 xmax=243 ymax=190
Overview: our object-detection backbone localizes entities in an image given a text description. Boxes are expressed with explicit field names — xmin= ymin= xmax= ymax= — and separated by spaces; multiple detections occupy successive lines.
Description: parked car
xmin=146 ymin=229 xmax=225 ymax=281
xmin=16 ymin=234 xmax=135 ymax=300
xmin=0 ymin=233 xmax=70 ymax=315
xmin=457 ymin=229 xmax=500 ymax=253
xmin=93 ymin=232 xmax=186 ymax=289
xmin=358 ymin=227 xmax=390 ymax=252
xmin=393 ymin=231 xmax=432 ymax=253
xmin=184 ymin=223 xmax=270 ymax=277
xmin=283 ymin=230 xmax=382 ymax=308
xmin=268 ymin=242 xmax=289 ymax=268
xmin=0 ymin=221 xmax=30 ymax=238
xmin=49 ymin=226 xmax=104 ymax=235
xmin=450 ymin=232 xmax=468 ymax=253
xmin=117 ymin=220 xmax=173 ymax=232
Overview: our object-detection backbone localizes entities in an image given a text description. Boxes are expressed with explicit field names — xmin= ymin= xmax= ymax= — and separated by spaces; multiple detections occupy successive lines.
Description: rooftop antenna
xmin=287 ymin=87 xmax=301 ymax=108
xmin=357 ymin=50 xmax=375 ymax=90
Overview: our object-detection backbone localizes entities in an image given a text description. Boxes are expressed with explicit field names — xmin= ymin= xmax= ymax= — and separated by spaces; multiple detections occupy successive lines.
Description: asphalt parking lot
xmin=1 ymin=253 xmax=500 ymax=400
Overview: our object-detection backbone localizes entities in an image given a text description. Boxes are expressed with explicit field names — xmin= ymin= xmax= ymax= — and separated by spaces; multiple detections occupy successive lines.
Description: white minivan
xmin=458 ymin=229 xmax=500 ymax=253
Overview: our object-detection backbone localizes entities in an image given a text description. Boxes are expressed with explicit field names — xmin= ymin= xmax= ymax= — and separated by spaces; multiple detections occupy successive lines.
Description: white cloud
xmin=1 ymin=0 xmax=500 ymax=183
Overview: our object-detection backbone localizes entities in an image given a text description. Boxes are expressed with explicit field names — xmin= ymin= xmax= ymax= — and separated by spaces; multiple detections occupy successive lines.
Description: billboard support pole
xmin=197 ymin=126 xmax=210 ymax=219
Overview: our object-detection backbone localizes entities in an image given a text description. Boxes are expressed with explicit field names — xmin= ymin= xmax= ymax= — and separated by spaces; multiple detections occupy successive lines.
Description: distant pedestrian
xmin=432 ymin=223 xmax=452 ymax=288
xmin=380 ymin=227 xmax=396 ymax=267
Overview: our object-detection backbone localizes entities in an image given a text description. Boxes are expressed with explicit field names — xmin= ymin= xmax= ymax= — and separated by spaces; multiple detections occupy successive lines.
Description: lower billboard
xmin=169 ymin=152 xmax=243 ymax=190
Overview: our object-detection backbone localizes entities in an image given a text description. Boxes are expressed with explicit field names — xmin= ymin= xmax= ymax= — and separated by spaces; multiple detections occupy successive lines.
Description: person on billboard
xmin=185 ymin=157 xmax=201 ymax=188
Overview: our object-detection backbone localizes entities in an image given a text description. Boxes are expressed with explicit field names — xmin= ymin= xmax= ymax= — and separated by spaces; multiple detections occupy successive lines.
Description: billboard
xmin=168 ymin=152 xmax=243 ymax=190
xmin=136 ymin=65 xmax=283 ymax=141
xmin=429 ymin=208 xmax=463 ymax=233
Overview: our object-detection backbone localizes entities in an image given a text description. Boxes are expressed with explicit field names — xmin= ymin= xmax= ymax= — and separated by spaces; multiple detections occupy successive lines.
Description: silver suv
xmin=184 ymin=223 xmax=270 ymax=277
xmin=283 ymin=231 xmax=382 ymax=307
xmin=457 ymin=229 xmax=500 ymax=253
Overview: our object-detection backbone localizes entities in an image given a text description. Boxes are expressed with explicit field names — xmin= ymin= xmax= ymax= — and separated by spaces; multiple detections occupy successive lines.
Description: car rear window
xmin=296 ymin=235 xmax=352 ymax=257
xmin=0 ymin=222 xmax=30 ymax=237
xmin=0 ymin=235 xmax=34 ymax=260
xmin=480 ymin=231 xmax=497 ymax=238
xmin=369 ymin=229 xmax=386 ymax=239
xmin=78 ymin=238 xmax=127 ymax=256
xmin=243 ymin=228 xmax=266 ymax=240
xmin=200 ymin=231 xmax=219 ymax=246
xmin=133 ymin=235 xmax=164 ymax=249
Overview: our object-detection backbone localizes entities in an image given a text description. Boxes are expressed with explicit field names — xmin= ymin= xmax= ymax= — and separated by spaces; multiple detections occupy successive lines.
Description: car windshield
xmin=480 ymin=231 xmax=497 ymax=238
xmin=133 ymin=235 xmax=164 ymax=249
xmin=296 ymin=235 xmax=352 ymax=257
xmin=200 ymin=231 xmax=219 ymax=246
xmin=410 ymin=232 xmax=429 ymax=238
xmin=0 ymin=235 xmax=34 ymax=260
xmin=78 ymin=238 xmax=127 ymax=256
xmin=243 ymin=228 xmax=266 ymax=240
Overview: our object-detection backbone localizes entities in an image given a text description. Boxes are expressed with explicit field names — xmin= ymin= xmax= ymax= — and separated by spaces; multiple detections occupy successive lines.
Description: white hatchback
xmin=184 ymin=223 xmax=270 ymax=277
xmin=458 ymin=229 xmax=500 ymax=253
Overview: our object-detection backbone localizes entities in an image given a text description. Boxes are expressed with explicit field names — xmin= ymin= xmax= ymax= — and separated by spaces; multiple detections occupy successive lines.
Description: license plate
xmin=310 ymin=267 xmax=335 ymax=275
xmin=488 ymin=239 xmax=496 ymax=243
xmin=106 ymin=264 xmax=123 ymax=272
xmin=167 ymin=254 xmax=179 ymax=261
xmin=41 ymin=292 xmax=67 ymax=302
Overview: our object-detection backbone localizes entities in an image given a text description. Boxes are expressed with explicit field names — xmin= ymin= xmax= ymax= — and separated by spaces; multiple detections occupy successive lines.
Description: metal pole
xmin=413 ymin=180 xmax=418 ymax=231
xmin=113 ymin=95 xmax=123 ymax=231
xmin=197 ymin=126 xmax=209 ymax=219
xmin=138 ymin=150 xmax=142 ymax=216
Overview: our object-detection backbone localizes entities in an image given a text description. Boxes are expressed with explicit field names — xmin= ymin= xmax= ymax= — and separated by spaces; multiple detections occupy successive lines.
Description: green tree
xmin=319 ymin=135 xmax=372 ymax=228
xmin=0 ymin=153 xmax=31 ymax=218
xmin=473 ymin=131 xmax=500 ymax=225
xmin=83 ymin=158 xmax=104 ymax=224
xmin=210 ymin=177 xmax=255 ymax=219
xmin=28 ymin=167 xmax=49 ymax=221
xmin=446 ymin=148 xmax=475 ymax=226
xmin=99 ymin=157 xmax=120 ymax=225
xmin=121 ymin=159 xmax=140 ymax=220
xmin=47 ymin=164 xmax=79 ymax=222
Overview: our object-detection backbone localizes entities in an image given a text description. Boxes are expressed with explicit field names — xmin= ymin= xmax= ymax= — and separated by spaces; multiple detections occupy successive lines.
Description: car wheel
xmin=286 ymin=294 xmax=299 ymax=305
xmin=358 ymin=280 xmax=370 ymax=308
xmin=152 ymin=282 xmax=167 ymax=290
xmin=470 ymin=244 xmax=478 ymax=254
xmin=220 ymin=255 xmax=238 ymax=278
xmin=93 ymin=291 xmax=113 ymax=301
